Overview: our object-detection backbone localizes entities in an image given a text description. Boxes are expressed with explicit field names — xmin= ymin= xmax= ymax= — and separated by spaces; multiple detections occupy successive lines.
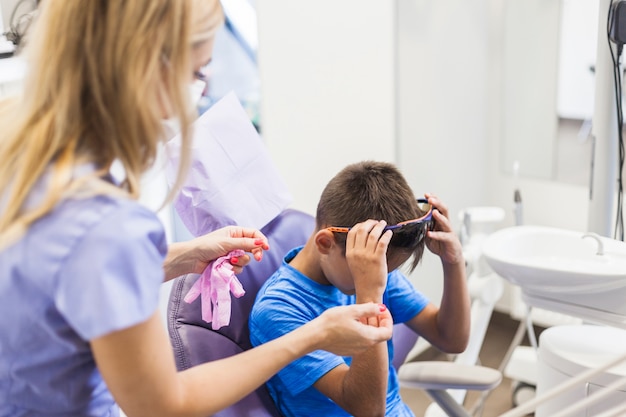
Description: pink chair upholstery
xmin=167 ymin=208 xmax=418 ymax=416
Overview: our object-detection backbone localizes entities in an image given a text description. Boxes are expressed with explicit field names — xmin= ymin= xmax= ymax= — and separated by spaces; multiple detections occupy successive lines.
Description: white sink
xmin=482 ymin=225 xmax=626 ymax=329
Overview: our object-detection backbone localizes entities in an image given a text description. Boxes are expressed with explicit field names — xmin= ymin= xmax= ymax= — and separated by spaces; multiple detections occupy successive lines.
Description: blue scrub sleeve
xmin=55 ymin=203 xmax=167 ymax=341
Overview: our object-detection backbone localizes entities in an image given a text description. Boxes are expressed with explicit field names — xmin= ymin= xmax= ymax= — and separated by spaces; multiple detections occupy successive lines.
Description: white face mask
xmin=189 ymin=79 xmax=207 ymax=109
xmin=161 ymin=117 xmax=181 ymax=141
xmin=162 ymin=80 xmax=207 ymax=140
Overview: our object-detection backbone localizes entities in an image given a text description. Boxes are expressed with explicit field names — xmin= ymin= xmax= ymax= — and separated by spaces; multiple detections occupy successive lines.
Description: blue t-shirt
xmin=249 ymin=247 xmax=429 ymax=417
xmin=0 ymin=195 xmax=167 ymax=417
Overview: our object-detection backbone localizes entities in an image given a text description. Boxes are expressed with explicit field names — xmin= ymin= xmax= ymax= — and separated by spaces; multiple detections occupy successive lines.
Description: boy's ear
xmin=314 ymin=229 xmax=335 ymax=254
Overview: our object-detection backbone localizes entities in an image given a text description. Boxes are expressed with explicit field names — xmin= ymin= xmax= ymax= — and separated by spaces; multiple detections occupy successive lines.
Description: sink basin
xmin=482 ymin=225 xmax=626 ymax=329
xmin=482 ymin=226 xmax=626 ymax=294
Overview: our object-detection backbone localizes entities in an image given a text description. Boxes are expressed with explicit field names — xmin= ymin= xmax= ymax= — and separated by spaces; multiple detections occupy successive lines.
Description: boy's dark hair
xmin=316 ymin=160 xmax=427 ymax=272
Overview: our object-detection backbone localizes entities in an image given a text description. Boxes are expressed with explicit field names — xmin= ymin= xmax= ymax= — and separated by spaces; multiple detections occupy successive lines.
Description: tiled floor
xmin=400 ymin=312 xmax=540 ymax=417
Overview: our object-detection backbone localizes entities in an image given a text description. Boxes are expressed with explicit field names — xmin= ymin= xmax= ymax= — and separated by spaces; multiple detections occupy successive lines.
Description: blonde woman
xmin=0 ymin=1 xmax=393 ymax=416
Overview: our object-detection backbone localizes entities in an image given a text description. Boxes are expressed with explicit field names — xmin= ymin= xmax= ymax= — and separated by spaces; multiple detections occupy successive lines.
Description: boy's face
xmin=321 ymin=244 xmax=412 ymax=295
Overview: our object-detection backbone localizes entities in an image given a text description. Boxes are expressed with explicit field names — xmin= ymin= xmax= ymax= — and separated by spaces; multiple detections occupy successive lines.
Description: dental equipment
xmin=581 ymin=231 xmax=605 ymax=255
xmin=589 ymin=0 xmax=623 ymax=238
xmin=499 ymin=350 xmax=626 ymax=417
xmin=513 ymin=161 xmax=523 ymax=227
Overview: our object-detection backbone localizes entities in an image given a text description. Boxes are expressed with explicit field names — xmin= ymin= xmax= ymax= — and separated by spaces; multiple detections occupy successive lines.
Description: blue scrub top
xmin=0 ymin=194 xmax=167 ymax=416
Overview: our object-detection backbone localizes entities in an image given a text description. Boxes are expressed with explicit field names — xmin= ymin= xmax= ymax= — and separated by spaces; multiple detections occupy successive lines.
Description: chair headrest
xmin=168 ymin=208 xmax=315 ymax=350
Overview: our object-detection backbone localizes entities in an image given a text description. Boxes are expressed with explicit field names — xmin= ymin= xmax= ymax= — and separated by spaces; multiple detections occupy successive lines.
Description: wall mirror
xmin=501 ymin=0 xmax=598 ymax=186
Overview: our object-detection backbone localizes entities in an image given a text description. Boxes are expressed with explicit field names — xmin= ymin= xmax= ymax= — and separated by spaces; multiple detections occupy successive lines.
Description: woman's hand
xmin=423 ymin=193 xmax=464 ymax=267
xmin=189 ymin=226 xmax=270 ymax=273
xmin=312 ymin=303 xmax=393 ymax=356
xmin=163 ymin=226 xmax=270 ymax=281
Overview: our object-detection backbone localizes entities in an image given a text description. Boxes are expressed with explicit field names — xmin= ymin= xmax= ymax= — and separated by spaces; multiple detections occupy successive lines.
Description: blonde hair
xmin=0 ymin=0 xmax=223 ymax=247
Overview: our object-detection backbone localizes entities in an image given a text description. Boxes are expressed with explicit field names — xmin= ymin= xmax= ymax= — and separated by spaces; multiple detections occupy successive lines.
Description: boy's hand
xmin=345 ymin=219 xmax=392 ymax=302
xmin=423 ymin=193 xmax=464 ymax=266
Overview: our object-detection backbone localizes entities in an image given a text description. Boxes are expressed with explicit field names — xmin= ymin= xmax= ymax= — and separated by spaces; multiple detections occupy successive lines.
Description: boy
xmin=249 ymin=161 xmax=470 ymax=416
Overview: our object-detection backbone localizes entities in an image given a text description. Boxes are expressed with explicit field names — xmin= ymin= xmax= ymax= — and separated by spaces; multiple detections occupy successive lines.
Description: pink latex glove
xmin=183 ymin=249 xmax=246 ymax=330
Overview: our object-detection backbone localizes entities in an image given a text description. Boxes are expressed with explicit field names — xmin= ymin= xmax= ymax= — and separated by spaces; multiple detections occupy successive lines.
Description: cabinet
xmin=536 ymin=325 xmax=626 ymax=417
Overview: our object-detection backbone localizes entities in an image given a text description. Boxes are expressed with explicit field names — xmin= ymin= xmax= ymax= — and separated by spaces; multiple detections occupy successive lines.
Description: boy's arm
xmin=406 ymin=259 xmax=469 ymax=353
xmin=406 ymin=194 xmax=470 ymax=353
xmin=313 ymin=295 xmax=390 ymax=417
xmin=313 ymin=340 xmax=388 ymax=417
xmin=312 ymin=219 xmax=392 ymax=416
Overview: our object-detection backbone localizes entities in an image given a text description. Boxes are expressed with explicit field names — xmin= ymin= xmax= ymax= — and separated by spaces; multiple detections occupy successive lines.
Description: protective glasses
xmin=326 ymin=198 xmax=434 ymax=249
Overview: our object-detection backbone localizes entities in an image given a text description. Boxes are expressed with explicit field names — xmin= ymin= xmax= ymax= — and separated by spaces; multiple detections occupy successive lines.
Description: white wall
xmin=396 ymin=0 xmax=492 ymax=215
xmin=501 ymin=0 xmax=561 ymax=180
xmin=395 ymin=0 xmax=493 ymax=303
xmin=258 ymin=0 xmax=494 ymax=303
xmin=257 ymin=0 xmax=591 ymax=312
xmin=257 ymin=0 xmax=397 ymax=215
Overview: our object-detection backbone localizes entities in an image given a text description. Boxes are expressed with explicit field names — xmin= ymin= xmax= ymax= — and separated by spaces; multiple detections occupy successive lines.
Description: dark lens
xmin=389 ymin=221 xmax=428 ymax=248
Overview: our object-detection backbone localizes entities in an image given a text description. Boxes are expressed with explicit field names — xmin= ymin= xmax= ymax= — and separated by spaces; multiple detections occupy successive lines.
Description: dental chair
xmin=167 ymin=208 xmax=420 ymax=416
xmin=167 ymin=208 xmax=312 ymax=417
xmin=167 ymin=207 xmax=502 ymax=417
xmin=397 ymin=285 xmax=504 ymax=417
